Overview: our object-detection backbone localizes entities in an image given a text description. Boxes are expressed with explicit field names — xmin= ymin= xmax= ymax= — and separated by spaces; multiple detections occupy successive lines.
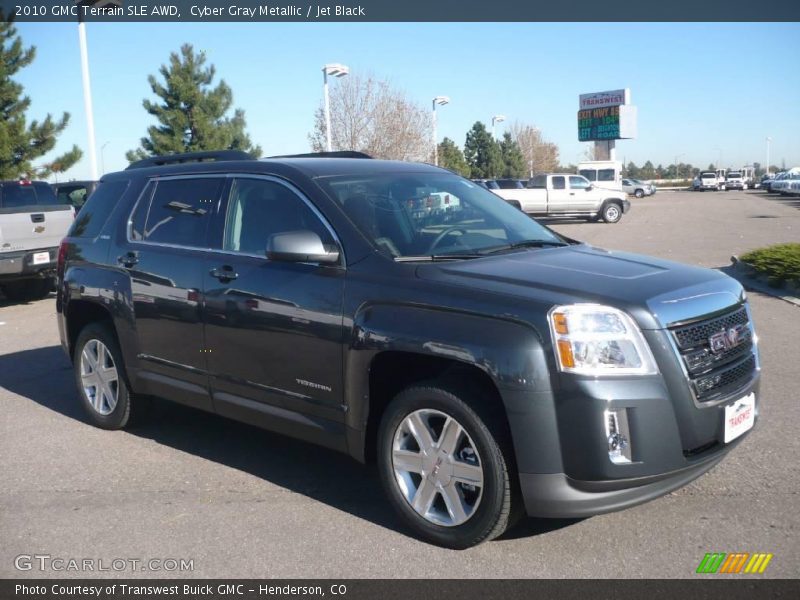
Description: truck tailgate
xmin=0 ymin=206 xmax=74 ymax=253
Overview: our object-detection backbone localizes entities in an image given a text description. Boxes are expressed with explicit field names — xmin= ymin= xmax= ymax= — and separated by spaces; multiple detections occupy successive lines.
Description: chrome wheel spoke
xmin=392 ymin=449 xmax=424 ymax=474
xmin=441 ymin=483 xmax=468 ymax=524
xmin=411 ymin=479 xmax=437 ymax=514
xmin=451 ymin=461 xmax=483 ymax=485
xmin=407 ymin=412 xmax=435 ymax=454
xmin=438 ymin=417 xmax=462 ymax=455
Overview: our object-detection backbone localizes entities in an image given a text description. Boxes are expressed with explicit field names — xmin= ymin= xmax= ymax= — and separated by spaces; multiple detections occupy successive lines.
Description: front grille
xmin=670 ymin=305 xmax=756 ymax=403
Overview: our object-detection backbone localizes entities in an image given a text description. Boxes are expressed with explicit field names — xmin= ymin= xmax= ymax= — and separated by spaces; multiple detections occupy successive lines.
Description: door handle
xmin=210 ymin=266 xmax=238 ymax=282
xmin=569 ymin=192 xmax=575 ymax=196
xmin=117 ymin=252 xmax=138 ymax=268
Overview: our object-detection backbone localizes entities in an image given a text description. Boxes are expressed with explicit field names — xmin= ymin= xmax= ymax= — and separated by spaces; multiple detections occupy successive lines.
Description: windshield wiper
xmin=394 ymin=254 xmax=484 ymax=262
xmin=482 ymin=240 xmax=568 ymax=255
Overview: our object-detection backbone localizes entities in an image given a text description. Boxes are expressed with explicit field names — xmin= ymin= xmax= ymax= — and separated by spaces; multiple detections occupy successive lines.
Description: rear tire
xmin=1 ymin=278 xmax=52 ymax=302
xmin=73 ymin=322 xmax=149 ymax=429
xmin=377 ymin=382 xmax=519 ymax=549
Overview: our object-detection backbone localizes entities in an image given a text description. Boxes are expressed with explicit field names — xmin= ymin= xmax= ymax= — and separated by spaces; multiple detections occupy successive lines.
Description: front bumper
xmin=520 ymin=449 xmax=726 ymax=518
xmin=0 ymin=248 xmax=57 ymax=280
xmin=516 ymin=338 xmax=759 ymax=518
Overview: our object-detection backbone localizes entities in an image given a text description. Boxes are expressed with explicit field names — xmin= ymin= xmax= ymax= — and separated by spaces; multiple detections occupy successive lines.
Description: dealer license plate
xmin=32 ymin=252 xmax=50 ymax=265
xmin=724 ymin=393 xmax=755 ymax=443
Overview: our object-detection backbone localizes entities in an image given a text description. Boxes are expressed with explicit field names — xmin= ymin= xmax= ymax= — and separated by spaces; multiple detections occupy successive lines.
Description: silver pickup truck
xmin=0 ymin=180 xmax=74 ymax=301
xmin=494 ymin=173 xmax=630 ymax=223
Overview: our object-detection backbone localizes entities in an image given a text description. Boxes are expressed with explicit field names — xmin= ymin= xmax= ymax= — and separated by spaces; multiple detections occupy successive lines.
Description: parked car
xmin=771 ymin=173 xmax=800 ymax=195
xmin=494 ymin=173 xmax=630 ymax=222
xmin=52 ymin=180 xmax=99 ymax=213
xmin=765 ymin=172 xmax=787 ymax=193
xmin=494 ymin=179 xmax=526 ymax=190
xmin=471 ymin=179 xmax=500 ymax=191
xmin=724 ymin=171 xmax=747 ymax=191
xmin=58 ymin=151 xmax=760 ymax=548
xmin=693 ymin=172 xmax=721 ymax=191
xmin=0 ymin=180 xmax=74 ymax=301
xmin=621 ymin=178 xmax=655 ymax=198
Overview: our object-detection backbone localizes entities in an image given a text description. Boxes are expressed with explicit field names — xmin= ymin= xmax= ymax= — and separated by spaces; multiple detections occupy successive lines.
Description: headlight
xmin=548 ymin=304 xmax=658 ymax=375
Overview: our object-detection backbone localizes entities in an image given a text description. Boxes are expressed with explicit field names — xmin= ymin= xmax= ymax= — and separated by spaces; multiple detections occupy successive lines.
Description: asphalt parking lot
xmin=1 ymin=190 xmax=798 ymax=578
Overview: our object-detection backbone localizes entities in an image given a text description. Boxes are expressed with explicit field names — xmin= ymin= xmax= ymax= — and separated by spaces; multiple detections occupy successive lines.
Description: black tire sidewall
xmin=377 ymin=386 xmax=510 ymax=549
xmin=73 ymin=323 xmax=133 ymax=430
xmin=635 ymin=189 xmax=644 ymax=198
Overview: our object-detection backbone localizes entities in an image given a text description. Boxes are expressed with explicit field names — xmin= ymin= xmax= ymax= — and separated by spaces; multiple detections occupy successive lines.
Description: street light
xmin=100 ymin=141 xmax=110 ymax=176
xmin=674 ymin=153 xmax=685 ymax=179
xmin=431 ymin=96 xmax=449 ymax=166
xmin=766 ymin=136 xmax=772 ymax=176
xmin=76 ymin=7 xmax=99 ymax=180
xmin=491 ymin=115 xmax=505 ymax=140
xmin=322 ymin=63 xmax=349 ymax=152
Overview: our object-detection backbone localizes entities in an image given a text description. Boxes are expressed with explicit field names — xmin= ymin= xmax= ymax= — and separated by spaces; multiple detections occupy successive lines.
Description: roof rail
xmin=125 ymin=150 xmax=255 ymax=170
xmin=268 ymin=151 xmax=372 ymax=159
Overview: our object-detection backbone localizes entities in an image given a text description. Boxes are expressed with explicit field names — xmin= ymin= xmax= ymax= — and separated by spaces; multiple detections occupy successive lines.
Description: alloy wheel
xmin=392 ymin=409 xmax=484 ymax=527
xmin=80 ymin=339 xmax=119 ymax=415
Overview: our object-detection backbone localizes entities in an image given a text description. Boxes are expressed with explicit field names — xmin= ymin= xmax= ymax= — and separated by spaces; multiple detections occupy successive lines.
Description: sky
xmin=14 ymin=21 xmax=800 ymax=181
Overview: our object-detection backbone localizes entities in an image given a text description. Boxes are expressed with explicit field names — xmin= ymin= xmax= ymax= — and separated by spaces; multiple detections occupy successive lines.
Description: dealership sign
xmin=578 ymin=89 xmax=636 ymax=141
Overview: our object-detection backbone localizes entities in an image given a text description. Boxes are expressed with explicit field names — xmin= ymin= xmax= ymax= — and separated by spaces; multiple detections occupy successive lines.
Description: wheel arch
xmin=344 ymin=303 xmax=562 ymax=475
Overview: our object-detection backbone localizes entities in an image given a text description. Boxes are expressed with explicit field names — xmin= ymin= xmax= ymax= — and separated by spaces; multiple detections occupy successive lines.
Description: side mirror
xmin=586 ymin=184 xmax=594 ymax=191
xmin=266 ymin=230 xmax=340 ymax=264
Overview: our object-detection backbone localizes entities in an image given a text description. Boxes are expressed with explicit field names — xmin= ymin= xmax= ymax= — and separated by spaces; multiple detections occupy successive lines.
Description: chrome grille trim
xmin=668 ymin=304 xmax=757 ymax=404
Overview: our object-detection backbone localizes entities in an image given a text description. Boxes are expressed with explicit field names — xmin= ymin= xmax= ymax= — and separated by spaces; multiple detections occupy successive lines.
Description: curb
xmin=727 ymin=256 xmax=800 ymax=308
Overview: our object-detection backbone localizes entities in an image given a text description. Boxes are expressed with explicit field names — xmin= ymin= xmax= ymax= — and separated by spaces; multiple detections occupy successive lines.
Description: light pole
xmin=491 ymin=115 xmax=505 ymax=140
xmin=713 ymin=147 xmax=722 ymax=170
xmin=674 ymin=153 xmax=685 ymax=180
xmin=100 ymin=141 xmax=110 ymax=176
xmin=431 ymin=96 xmax=449 ymax=166
xmin=766 ymin=136 xmax=772 ymax=176
xmin=322 ymin=63 xmax=349 ymax=152
xmin=77 ymin=13 xmax=98 ymax=180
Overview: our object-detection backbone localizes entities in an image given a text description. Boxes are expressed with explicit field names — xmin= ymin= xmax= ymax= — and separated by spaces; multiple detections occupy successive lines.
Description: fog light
xmin=605 ymin=409 xmax=632 ymax=464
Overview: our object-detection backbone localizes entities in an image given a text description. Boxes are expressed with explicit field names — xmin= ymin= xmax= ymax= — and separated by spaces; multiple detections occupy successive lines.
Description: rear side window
xmin=598 ymin=169 xmax=616 ymax=182
xmin=552 ymin=176 xmax=566 ymax=190
xmin=70 ymin=180 xmax=129 ymax=239
xmin=133 ymin=178 xmax=224 ymax=247
xmin=0 ymin=182 xmax=64 ymax=208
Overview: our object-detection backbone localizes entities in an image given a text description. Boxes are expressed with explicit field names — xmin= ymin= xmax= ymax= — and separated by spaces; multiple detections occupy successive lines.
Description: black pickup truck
xmin=57 ymin=151 xmax=760 ymax=548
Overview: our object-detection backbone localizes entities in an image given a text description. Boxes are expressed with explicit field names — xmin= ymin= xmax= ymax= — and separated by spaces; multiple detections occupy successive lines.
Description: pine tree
xmin=437 ymin=137 xmax=470 ymax=177
xmin=498 ymin=132 xmax=526 ymax=178
xmin=0 ymin=21 xmax=82 ymax=179
xmin=463 ymin=122 xmax=502 ymax=179
xmin=127 ymin=44 xmax=261 ymax=161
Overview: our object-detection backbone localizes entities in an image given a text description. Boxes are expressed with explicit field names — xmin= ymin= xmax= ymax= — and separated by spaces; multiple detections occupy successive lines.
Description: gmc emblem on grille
xmin=709 ymin=325 xmax=747 ymax=354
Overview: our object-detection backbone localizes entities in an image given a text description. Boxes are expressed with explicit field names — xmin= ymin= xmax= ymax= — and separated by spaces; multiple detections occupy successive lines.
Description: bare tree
xmin=309 ymin=74 xmax=431 ymax=161
xmin=508 ymin=122 xmax=560 ymax=175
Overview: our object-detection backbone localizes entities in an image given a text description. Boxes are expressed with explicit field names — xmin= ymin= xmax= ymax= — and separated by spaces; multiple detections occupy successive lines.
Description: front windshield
xmin=318 ymin=171 xmax=564 ymax=259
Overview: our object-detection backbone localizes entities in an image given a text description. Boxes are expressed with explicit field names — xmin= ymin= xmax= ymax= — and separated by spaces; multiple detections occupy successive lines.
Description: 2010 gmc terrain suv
xmin=57 ymin=151 xmax=761 ymax=548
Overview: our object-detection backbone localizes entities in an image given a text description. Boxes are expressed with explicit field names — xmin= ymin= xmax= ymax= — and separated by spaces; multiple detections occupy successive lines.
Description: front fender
xmin=344 ymin=303 xmax=564 ymax=474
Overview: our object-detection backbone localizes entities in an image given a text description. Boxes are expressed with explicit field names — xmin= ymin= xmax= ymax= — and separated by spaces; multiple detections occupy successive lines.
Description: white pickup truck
xmin=493 ymin=173 xmax=631 ymax=223
xmin=1 ymin=180 xmax=74 ymax=301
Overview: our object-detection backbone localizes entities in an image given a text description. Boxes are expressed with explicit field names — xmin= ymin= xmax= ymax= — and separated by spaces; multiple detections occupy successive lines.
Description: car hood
xmin=415 ymin=244 xmax=744 ymax=329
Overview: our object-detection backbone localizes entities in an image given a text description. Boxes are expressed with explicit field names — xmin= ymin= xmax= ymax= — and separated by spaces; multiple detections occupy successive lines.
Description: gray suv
xmin=57 ymin=151 xmax=760 ymax=548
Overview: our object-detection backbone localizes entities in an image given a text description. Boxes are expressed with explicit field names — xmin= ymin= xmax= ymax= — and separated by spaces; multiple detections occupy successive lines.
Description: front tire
xmin=74 ymin=322 xmax=148 ymax=429
xmin=634 ymin=189 xmax=644 ymax=198
xmin=377 ymin=382 xmax=517 ymax=548
xmin=601 ymin=201 xmax=623 ymax=223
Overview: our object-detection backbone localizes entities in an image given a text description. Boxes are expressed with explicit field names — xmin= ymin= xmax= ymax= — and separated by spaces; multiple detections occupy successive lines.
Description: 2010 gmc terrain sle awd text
xmin=56 ymin=151 xmax=761 ymax=548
